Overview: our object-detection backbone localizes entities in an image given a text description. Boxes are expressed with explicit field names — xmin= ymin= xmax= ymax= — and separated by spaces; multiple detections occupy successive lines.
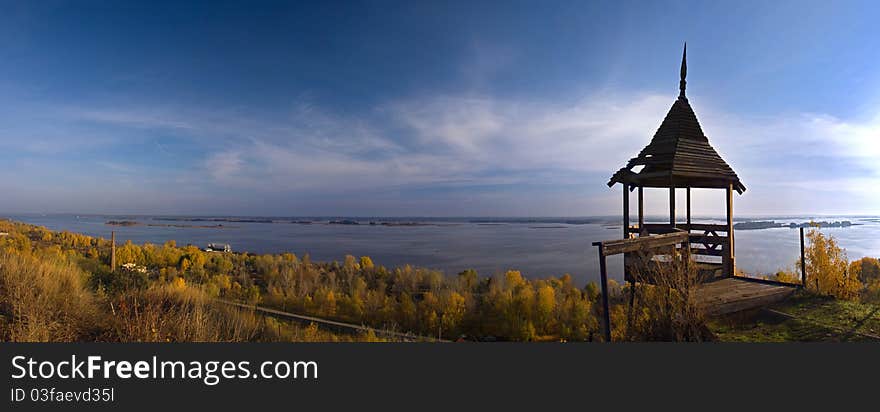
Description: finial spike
xmin=679 ymin=42 xmax=687 ymax=99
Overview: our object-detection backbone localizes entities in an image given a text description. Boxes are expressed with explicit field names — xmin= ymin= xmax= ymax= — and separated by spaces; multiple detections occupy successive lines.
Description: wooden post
xmin=622 ymin=184 xmax=630 ymax=283
xmin=110 ymin=231 xmax=117 ymax=272
xmin=686 ymin=187 xmax=692 ymax=229
xmin=628 ymin=280 xmax=636 ymax=313
xmin=725 ymin=184 xmax=735 ymax=277
xmin=622 ymin=183 xmax=630 ymax=239
xmin=669 ymin=186 xmax=676 ymax=226
xmin=637 ymin=186 xmax=644 ymax=236
xmin=682 ymin=239 xmax=691 ymax=265
xmin=596 ymin=243 xmax=612 ymax=342
xmin=799 ymin=226 xmax=807 ymax=289
xmin=681 ymin=238 xmax=691 ymax=296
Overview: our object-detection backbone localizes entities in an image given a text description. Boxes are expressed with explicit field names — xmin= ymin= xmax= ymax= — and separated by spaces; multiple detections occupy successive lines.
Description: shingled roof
xmin=607 ymin=45 xmax=745 ymax=193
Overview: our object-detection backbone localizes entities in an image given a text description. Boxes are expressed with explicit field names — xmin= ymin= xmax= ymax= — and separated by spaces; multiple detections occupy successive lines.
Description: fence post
xmin=799 ymin=227 xmax=806 ymax=289
xmin=110 ymin=231 xmax=116 ymax=273
xmin=594 ymin=242 xmax=612 ymax=342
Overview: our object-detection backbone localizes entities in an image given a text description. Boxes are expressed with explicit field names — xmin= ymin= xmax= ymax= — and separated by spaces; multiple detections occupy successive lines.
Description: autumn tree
xmin=535 ymin=284 xmax=556 ymax=332
xmin=850 ymin=257 xmax=880 ymax=283
xmin=803 ymin=229 xmax=861 ymax=300
xmin=1 ymin=219 xmax=609 ymax=342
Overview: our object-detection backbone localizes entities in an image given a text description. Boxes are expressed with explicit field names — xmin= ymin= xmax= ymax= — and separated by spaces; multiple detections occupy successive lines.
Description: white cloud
xmin=204 ymin=151 xmax=244 ymax=182
xmin=73 ymin=108 xmax=198 ymax=131
xmin=385 ymin=93 xmax=674 ymax=173
xmin=16 ymin=90 xmax=880 ymax=215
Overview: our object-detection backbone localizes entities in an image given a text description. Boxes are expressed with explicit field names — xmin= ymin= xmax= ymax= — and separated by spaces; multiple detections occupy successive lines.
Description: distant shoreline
xmin=733 ymin=220 xmax=857 ymax=230
xmin=94 ymin=217 xmax=869 ymax=232
xmin=105 ymin=220 xmax=233 ymax=229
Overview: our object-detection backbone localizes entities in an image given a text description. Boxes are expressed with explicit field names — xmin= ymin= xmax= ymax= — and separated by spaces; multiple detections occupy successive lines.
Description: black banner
xmin=0 ymin=343 xmax=871 ymax=410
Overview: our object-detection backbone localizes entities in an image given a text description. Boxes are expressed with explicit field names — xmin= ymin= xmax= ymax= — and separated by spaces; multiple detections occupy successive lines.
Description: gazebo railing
xmin=626 ymin=222 xmax=731 ymax=277
xmin=593 ymin=230 xmax=692 ymax=341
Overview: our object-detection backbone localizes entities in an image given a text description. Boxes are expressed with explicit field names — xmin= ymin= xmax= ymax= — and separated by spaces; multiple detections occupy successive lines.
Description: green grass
xmin=710 ymin=292 xmax=880 ymax=342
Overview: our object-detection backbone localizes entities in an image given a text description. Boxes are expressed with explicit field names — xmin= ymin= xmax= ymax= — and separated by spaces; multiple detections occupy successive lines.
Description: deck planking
xmin=694 ymin=277 xmax=795 ymax=316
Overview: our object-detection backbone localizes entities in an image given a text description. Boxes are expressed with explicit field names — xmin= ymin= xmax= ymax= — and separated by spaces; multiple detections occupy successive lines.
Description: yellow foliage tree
xmin=440 ymin=291 xmax=466 ymax=337
xmin=803 ymin=229 xmax=861 ymax=300
xmin=850 ymin=257 xmax=880 ymax=283
xmin=535 ymin=285 xmax=556 ymax=328
xmin=359 ymin=256 xmax=374 ymax=271
xmin=172 ymin=276 xmax=187 ymax=290
xmin=772 ymin=270 xmax=799 ymax=284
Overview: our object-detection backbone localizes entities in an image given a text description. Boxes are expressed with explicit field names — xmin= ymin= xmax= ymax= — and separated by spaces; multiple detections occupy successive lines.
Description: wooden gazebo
xmin=607 ymin=44 xmax=744 ymax=279
xmin=591 ymin=45 xmax=798 ymax=340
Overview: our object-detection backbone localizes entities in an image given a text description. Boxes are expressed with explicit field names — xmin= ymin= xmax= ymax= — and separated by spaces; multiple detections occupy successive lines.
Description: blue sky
xmin=2 ymin=0 xmax=880 ymax=216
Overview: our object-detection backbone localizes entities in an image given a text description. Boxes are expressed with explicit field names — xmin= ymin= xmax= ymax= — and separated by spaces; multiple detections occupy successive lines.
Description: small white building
xmin=205 ymin=243 xmax=232 ymax=253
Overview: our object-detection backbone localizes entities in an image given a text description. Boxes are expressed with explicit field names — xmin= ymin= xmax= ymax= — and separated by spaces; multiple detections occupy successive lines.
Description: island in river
xmin=106 ymin=220 xmax=230 ymax=229
xmin=734 ymin=220 xmax=855 ymax=230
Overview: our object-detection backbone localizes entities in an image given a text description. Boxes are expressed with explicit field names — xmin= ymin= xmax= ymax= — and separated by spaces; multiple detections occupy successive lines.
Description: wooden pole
xmin=686 ymin=187 xmax=692 ymax=229
xmin=596 ymin=244 xmax=612 ymax=342
xmin=669 ymin=186 xmax=676 ymax=227
xmin=622 ymin=184 xmax=630 ymax=239
xmin=682 ymin=239 xmax=691 ymax=265
xmin=725 ymin=184 xmax=735 ymax=277
xmin=681 ymin=238 xmax=691 ymax=296
xmin=628 ymin=280 xmax=636 ymax=313
xmin=637 ymin=186 xmax=644 ymax=236
xmin=626 ymin=184 xmax=636 ymax=331
xmin=110 ymin=231 xmax=116 ymax=272
xmin=800 ymin=226 xmax=807 ymax=289
xmin=622 ymin=184 xmax=631 ymax=284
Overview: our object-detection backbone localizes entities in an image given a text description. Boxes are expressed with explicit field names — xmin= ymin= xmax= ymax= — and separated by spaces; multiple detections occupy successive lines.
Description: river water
xmin=6 ymin=214 xmax=880 ymax=285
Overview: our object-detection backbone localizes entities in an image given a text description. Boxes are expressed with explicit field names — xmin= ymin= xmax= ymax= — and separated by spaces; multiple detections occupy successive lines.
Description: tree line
xmin=0 ymin=220 xmax=602 ymax=341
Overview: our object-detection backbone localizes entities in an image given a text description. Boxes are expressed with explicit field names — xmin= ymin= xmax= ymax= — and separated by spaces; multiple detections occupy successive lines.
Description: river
xmin=6 ymin=214 xmax=880 ymax=285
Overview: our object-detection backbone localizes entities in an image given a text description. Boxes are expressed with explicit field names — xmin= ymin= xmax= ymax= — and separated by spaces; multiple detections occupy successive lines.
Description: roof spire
xmin=679 ymin=42 xmax=687 ymax=100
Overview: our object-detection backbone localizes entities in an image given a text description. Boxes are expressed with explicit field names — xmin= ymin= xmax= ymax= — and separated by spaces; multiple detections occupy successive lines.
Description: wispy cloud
xmin=5 ymin=89 xmax=880 ymax=215
xmin=183 ymin=93 xmax=675 ymax=195
xmin=204 ymin=151 xmax=244 ymax=182
xmin=73 ymin=108 xmax=199 ymax=131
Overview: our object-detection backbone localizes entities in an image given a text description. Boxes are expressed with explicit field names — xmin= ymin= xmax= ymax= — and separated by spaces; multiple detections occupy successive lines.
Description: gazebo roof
xmin=607 ymin=45 xmax=746 ymax=193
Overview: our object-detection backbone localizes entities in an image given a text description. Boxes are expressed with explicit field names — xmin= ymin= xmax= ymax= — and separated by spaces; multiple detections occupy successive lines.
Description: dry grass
xmin=101 ymin=286 xmax=390 ymax=342
xmin=613 ymin=252 xmax=714 ymax=341
xmin=0 ymin=251 xmax=102 ymax=341
xmin=106 ymin=284 xmax=270 ymax=342
xmin=0 ymin=250 xmax=385 ymax=342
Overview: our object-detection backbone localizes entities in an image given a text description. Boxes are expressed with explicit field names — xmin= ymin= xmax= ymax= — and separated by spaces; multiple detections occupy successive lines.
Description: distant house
xmin=205 ymin=243 xmax=232 ymax=253
xmin=121 ymin=262 xmax=148 ymax=274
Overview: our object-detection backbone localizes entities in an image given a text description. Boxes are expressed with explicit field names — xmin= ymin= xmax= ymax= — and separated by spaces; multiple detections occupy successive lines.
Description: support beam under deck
xmin=638 ymin=186 xmax=644 ymax=236
xmin=726 ymin=184 xmax=735 ymax=277
xmin=622 ymin=184 xmax=629 ymax=239
xmin=686 ymin=187 xmax=692 ymax=228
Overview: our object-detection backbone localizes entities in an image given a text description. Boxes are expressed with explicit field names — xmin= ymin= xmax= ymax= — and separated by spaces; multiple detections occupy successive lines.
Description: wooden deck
xmin=694 ymin=277 xmax=796 ymax=316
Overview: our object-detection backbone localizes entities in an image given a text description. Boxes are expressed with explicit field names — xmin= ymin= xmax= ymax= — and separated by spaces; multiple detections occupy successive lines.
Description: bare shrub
xmin=614 ymin=250 xmax=713 ymax=341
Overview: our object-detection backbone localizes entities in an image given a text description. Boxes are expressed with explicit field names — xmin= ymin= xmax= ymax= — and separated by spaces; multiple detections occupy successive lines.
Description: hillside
xmin=3 ymin=218 xmax=880 ymax=342
xmin=712 ymin=292 xmax=880 ymax=342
